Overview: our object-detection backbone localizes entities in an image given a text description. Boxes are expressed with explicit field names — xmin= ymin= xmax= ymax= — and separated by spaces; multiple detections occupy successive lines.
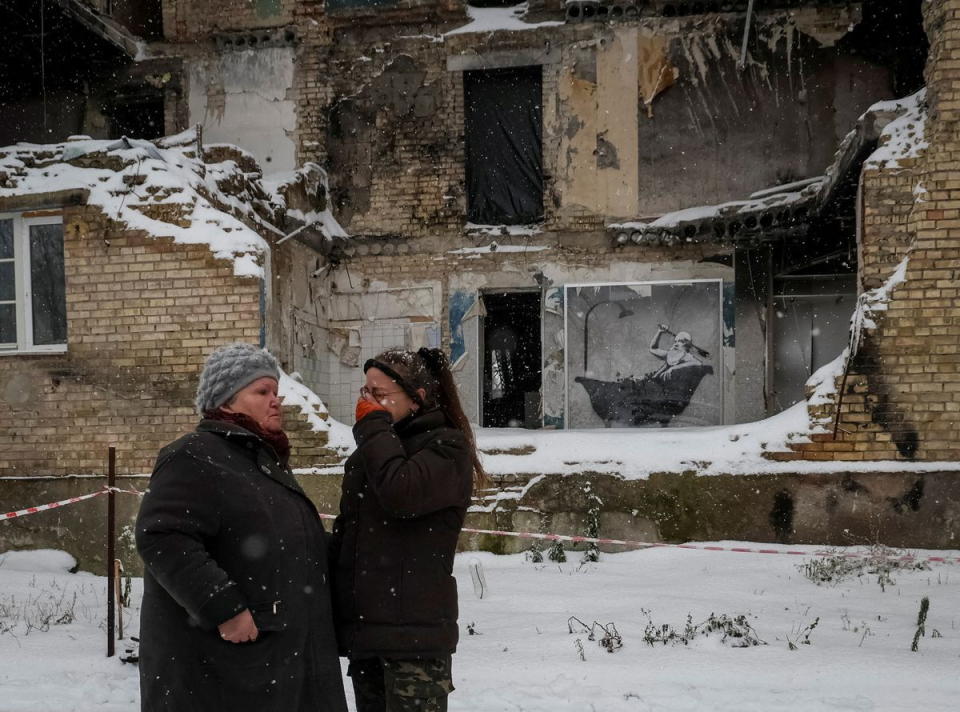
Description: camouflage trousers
xmin=348 ymin=656 xmax=454 ymax=712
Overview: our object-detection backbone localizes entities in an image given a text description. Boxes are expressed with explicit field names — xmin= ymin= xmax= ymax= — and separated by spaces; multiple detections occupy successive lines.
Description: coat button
xmin=260 ymin=465 xmax=271 ymax=474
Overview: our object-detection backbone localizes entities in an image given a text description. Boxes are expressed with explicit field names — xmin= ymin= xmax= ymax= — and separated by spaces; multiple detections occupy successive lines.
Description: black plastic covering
xmin=464 ymin=66 xmax=543 ymax=225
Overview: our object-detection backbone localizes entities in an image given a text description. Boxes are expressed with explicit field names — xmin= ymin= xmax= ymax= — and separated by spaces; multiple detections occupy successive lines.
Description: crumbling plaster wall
xmin=632 ymin=16 xmax=891 ymax=216
xmin=186 ymin=46 xmax=297 ymax=174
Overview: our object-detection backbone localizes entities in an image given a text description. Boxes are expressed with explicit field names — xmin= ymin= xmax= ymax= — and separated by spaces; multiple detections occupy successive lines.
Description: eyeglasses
xmin=360 ymin=386 xmax=404 ymax=400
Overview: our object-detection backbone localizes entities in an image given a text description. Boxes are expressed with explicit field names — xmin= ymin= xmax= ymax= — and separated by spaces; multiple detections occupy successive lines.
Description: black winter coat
xmin=330 ymin=409 xmax=473 ymax=660
xmin=135 ymin=420 xmax=347 ymax=712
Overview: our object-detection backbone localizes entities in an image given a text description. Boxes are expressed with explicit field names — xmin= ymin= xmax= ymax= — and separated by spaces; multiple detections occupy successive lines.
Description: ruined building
xmin=2 ymin=0 xmax=959 ymax=566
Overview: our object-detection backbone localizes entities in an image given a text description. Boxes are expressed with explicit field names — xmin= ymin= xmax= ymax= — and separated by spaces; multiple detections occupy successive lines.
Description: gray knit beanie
xmin=195 ymin=343 xmax=280 ymax=415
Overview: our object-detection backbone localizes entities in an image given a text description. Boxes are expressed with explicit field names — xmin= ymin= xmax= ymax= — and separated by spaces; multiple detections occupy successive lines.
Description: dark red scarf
xmin=205 ymin=409 xmax=291 ymax=465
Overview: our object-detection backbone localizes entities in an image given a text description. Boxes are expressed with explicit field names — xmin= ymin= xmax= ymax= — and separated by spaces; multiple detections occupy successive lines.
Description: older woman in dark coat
xmin=135 ymin=343 xmax=347 ymax=712
xmin=331 ymin=347 xmax=485 ymax=712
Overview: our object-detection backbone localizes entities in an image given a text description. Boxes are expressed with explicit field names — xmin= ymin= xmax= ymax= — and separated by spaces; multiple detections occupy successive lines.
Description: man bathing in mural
xmin=575 ymin=324 xmax=714 ymax=427
xmin=648 ymin=324 xmax=709 ymax=371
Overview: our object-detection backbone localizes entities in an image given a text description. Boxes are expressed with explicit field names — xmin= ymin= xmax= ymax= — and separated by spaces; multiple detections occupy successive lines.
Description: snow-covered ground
xmin=2 ymin=546 xmax=959 ymax=711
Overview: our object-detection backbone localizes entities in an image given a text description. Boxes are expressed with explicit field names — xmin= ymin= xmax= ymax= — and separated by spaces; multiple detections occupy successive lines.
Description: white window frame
xmin=0 ymin=212 xmax=68 ymax=355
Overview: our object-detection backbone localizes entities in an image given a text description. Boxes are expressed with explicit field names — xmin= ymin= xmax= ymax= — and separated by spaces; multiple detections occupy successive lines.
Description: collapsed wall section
xmin=777 ymin=0 xmax=960 ymax=463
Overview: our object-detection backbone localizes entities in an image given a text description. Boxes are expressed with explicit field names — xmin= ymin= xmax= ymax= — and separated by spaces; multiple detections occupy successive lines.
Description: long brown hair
xmin=371 ymin=347 xmax=487 ymax=490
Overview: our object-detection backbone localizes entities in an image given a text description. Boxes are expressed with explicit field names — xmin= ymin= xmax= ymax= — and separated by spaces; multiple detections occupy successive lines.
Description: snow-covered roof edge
xmin=0 ymin=128 xmax=281 ymax=279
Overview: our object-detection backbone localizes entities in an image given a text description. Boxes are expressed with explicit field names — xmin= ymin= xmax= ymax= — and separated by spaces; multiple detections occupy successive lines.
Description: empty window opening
xmin=464 ymin=66 xmax=543 ymax=225
xmin=106 ymin=95 xmax=165 ymax=140
xmin=481 ymin=290 xmax=542 ymax=428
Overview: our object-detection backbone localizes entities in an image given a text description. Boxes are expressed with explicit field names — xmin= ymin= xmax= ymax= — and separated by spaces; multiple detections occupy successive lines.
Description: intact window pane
xmin=0 ymin=262 xmax=13 ymax=301
xmin=29 ymin=224 xmax=67 ymax=345
xmin=0 ymin=220 xmax=12 ymax=258
xmin=0 ymin=303 xmax=15 ymax=344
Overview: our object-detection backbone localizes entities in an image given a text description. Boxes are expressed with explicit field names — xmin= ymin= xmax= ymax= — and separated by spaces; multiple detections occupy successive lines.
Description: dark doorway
xmin=464 ymin=66 xmax=543 ymax=225
xmin=481 ymin=290 xmax=542 ymax=428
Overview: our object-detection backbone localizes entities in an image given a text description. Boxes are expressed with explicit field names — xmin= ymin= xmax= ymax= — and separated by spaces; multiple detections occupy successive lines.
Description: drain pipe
xmin=737 ymin=0 xmax=756 ymax=70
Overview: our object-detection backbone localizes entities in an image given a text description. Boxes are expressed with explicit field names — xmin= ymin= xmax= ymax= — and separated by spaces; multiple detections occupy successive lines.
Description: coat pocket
xmin=249 ymin=599 xmax=288 ymax=632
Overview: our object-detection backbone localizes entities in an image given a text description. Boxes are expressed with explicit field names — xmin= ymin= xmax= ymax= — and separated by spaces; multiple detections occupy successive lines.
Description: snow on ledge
xmin=315 ymin=395 xmax=960 ymax=481
xmin=449 ymin=244 xmax=548 ymax=255
xmin=468 ymin=399 xmax=960 ymax=479
xmin=864 ymin=88 xmax=928 ymax=170
xmin=445 ymin=3 xmax=565 ymax=37
xmin=609 ymin=176 xmax=824 ymax=234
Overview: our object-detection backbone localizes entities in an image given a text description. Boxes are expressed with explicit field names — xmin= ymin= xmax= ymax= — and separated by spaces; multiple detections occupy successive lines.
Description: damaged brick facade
xmin=0 ymin=143 xmax=333 ymax=477
xmin=4 ymin=1 xmax=960 ymax=565
xmin=777 ymin=0 xmax=960 ymax=464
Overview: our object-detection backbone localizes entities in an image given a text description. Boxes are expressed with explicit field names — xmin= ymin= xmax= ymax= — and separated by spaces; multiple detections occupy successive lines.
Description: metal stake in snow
xmin=107 ymin=446 xmax=117 ymax=659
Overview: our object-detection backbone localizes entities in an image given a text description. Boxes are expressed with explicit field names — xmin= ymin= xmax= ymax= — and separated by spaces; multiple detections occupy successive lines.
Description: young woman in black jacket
xmin=330 ymin=347 xmax=485 ymax=712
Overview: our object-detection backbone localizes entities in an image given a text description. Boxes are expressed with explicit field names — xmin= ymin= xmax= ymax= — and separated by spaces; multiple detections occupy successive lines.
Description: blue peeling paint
xmin=448 ymin=290 xmax=475 ymax=364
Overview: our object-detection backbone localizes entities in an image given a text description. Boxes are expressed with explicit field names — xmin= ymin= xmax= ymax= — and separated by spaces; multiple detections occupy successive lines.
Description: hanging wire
xmin=41 ymin=0 xmax=47 ymax=133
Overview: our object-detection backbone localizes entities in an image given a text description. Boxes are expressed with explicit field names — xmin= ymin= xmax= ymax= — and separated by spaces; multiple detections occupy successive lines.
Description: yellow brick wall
xmin=779 ymin=0 xmax=960 ymax=464
xmin=0 ymin=204 xmax=330 ymax=476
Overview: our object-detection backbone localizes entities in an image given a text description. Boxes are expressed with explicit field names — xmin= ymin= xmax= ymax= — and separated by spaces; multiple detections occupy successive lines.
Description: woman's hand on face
xmin=218 ymin=609 xmax=259 ymax=643
xmin=356 ymin=396 xmax=389 ymax=422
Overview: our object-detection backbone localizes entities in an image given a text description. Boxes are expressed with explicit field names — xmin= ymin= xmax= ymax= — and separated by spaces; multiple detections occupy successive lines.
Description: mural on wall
xmin=448 ymin=290 xmax=476 ymax=366
xmin=565 ymin=280 xmax=722 ymax=428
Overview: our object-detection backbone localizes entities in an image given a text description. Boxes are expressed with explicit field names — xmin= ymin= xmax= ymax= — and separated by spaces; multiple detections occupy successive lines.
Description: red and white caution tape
xmin=1 ymin=486 xmax=144 ymax=521
xmin=2 ymin=489 xmax=109 ymax=521
xmin=8 ymin=491 xmax=960 ymax=565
